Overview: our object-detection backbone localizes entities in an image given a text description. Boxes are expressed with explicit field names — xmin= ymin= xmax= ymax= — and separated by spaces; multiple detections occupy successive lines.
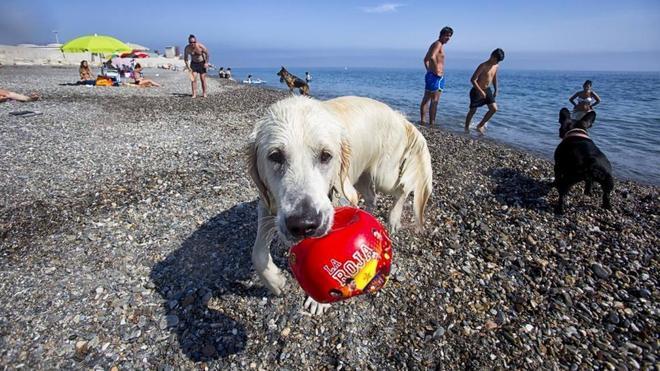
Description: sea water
xmin=216 ymin=67 xmax=660 ymax=185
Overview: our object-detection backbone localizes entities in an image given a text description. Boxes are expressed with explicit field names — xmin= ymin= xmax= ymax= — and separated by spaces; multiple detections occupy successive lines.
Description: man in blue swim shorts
xmin=420 ymin=26 xmax=453 ymax=126
xmin=425 ymin=72 xmax=445 ymax=92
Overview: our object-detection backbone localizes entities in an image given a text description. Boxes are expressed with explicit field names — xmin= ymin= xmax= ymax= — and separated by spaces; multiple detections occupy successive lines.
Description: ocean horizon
xmin=211 ymin=67 xmax=660 ymax=186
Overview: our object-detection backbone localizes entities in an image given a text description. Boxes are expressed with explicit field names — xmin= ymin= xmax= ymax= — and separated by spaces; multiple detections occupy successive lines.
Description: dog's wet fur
xmin=277 ymin=67 xmax=309 ymax=96
xmin=554 ymin=108 xmax=614 ymax=214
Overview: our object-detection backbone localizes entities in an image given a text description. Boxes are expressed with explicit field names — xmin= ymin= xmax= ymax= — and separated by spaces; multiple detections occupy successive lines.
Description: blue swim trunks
xmin=425 ymin=71 xmax=445 ymax=92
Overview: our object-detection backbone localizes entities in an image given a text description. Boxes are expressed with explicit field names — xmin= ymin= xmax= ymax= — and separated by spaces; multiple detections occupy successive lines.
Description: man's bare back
xmin=424 ymin=40 xmax=445 ymax=76
xmin=473 ymin=62 xmax=499 ymax=90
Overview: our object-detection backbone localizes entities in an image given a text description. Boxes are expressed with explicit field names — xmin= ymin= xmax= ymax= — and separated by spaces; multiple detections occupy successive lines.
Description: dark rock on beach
xmin=1 ymin=66 xmax=658 ymax=369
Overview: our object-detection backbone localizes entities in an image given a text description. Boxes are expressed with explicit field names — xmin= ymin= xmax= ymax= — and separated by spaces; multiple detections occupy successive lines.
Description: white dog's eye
xmin=319 ymin=150 xmax=333 ymax=164
xmin=268 ymin=150 xmax=285 ymax=164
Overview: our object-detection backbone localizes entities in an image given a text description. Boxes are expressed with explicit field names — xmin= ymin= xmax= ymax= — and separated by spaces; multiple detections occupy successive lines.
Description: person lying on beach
xmin=464 ymin=48 xmax=505 ymax=134
xmin=569 ymin=80 xmax=601 ymax=122
xmin=0 ymin=89 xmax=40 ymax=103
xmin=130 ymin=63 xmax=161 ymax=87
xmin=78 ymin=60 xmax=96 ymax=85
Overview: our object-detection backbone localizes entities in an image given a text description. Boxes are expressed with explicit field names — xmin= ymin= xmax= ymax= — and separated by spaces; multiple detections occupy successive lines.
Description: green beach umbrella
xmin=61 ymin=34 xmax=131 ymax=54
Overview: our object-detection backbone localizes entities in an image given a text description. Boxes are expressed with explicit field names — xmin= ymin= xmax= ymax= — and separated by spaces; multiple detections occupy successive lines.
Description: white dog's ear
xmin=338 ymin=138 xmax=359 ymax=205
xmin=246 ymin=138 xmax=272 ymax=211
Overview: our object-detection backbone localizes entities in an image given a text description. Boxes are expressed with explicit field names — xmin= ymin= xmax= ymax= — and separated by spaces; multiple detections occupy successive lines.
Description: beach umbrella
xmin=120 ymin=50 xmax=150 ymax=58
xmin=61 ymin=34 xmax=131 ymax=54
xmin=126 ymin=42 xmax=149 ymax=51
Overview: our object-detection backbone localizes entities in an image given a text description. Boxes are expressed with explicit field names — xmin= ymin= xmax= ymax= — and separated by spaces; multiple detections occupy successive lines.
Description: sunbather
xmin=78 ymin=60 xmax=96 ymax=85
xmin=0 ymin=88 xmax=40 ymax=103
xmin=131 ymin=63 xmax=161 ymax=87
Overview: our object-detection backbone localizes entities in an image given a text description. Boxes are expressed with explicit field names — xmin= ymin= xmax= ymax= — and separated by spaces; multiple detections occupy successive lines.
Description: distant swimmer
xmin=464 ymin=48 xmax=505 ymax=134
xmin=243 ymin=75 xmax=266 ymax=84
xmin=420 ymin=26 xmax=453 ymax=126
xmin=569 ymin=80 xmax=601 ymax=122
xmin=184 ymin=34 xmax=210 ymax=98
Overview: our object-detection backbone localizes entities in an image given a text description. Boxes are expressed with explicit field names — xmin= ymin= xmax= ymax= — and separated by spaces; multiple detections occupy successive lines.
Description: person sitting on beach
xmin=305 ymin=72 xmax=312 ymax=83
xmin=130 ymin=63 xmax=161 ymax=87
xmin=78 ymin=60 xmax=96 ymax=85
xmin=569 ymin=80 xmax=601 ymax=122
xmin=226 ymin=67 xmax=232 ymax=80
xmin=464 ymin=48 xmax=505 ymax=134
xmin=0 ymin=89 xmax=39 ymax=103
xmin=219 ymin=67 xmax=226 ymax=78
xmin=246 ymin=74 xmax=253 ymax=83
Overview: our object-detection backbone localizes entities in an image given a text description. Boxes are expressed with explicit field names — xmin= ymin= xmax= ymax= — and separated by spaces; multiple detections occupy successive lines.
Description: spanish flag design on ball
xmin=288 ymin=207 xmax=392 ymax=303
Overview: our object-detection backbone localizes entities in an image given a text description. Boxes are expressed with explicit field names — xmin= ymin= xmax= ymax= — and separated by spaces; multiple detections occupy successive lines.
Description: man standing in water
xmin=464 ymin=48 xmax=505 ymax=134
xmin=184 ymin=34 xmax=210 ymax=98
xmin=420 ymin=26 xmax=453 ymax=125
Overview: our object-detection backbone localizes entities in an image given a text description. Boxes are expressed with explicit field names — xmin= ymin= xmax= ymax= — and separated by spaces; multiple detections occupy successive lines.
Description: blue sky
xmin=2 ymin=0 xmax=659 ymax=70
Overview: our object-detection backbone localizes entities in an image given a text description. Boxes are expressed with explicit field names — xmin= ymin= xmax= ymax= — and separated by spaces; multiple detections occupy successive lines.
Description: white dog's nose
xmin=285 ymin=199 xmax=323 ymax=238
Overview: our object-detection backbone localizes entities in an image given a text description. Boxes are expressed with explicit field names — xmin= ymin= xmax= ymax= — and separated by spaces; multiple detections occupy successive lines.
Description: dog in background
xmin=554 ymin=108 xmax=614 ymax=214
xmin=246 ymin=95 xmax=433 ymax=314
xmin=277 ymin=67 xmax=310 ymax=95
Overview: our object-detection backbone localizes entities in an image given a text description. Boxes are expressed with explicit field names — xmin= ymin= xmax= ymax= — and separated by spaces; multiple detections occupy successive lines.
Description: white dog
xmin=246 ymin=95 xmax=433 ymax=314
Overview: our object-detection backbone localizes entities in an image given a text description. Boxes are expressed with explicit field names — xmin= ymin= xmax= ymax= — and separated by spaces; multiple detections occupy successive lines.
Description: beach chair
xmin=101 ymin=64 xmax=122 ymax=84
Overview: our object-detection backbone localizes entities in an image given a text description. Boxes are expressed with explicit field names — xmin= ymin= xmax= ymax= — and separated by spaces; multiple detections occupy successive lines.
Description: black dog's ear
xmin=559 ymin=108 xmax=571 ymax=125
xmin=578 ymin=111 xmax=596 ymax=128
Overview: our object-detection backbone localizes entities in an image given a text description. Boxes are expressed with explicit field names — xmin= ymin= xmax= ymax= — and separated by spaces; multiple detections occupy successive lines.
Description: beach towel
xmin=95 ymin=76 xmax=113 ymax=86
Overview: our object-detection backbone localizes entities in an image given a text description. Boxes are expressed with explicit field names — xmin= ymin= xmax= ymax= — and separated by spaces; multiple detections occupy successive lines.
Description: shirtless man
xmin=184 ymin=34 xmax=210 ymax=98
xmin=420 ymin=26 xmax=453 ymax=125
xmin=464 ymin=48 xmax=505 ymax=134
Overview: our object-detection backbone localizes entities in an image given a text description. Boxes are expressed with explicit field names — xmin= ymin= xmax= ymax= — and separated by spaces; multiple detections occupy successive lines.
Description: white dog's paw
xmin=260 ymin=270 xmax=287 ymax=296
xmin=303 ymin=296 xmax=331 ymax=315
xmin=388 ymin=221 xmax=401 ymax=234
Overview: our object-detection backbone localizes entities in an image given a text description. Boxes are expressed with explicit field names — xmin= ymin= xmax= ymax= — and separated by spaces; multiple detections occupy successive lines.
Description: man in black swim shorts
xmin=184 ymin=34 xmax=210 ymax=98
xmin=469 ymin=86 xmax=495 ymax=108
xmin=464 ymin=48 xmax=505 ymax=134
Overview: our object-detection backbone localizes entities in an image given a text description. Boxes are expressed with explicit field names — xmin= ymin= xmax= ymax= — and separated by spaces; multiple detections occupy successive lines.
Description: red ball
xmin=288 ymin=207 xmax=393 ymax=303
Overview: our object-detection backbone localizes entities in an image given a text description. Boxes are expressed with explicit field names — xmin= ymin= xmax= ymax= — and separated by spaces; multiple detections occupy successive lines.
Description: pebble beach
xmin=0 ymin=66 xmax=658 ymax=369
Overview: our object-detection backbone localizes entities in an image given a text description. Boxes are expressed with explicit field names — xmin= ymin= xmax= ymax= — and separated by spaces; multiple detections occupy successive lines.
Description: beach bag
xmin=95 ymin=76 xmax=113 ymax=87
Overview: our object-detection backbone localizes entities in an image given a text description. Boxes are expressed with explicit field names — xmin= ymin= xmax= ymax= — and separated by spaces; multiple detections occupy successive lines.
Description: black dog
xmin=277 ymin=66 xmax=309 ymax=95
xmin=553 ymin=108 xmax=614 ymax=214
